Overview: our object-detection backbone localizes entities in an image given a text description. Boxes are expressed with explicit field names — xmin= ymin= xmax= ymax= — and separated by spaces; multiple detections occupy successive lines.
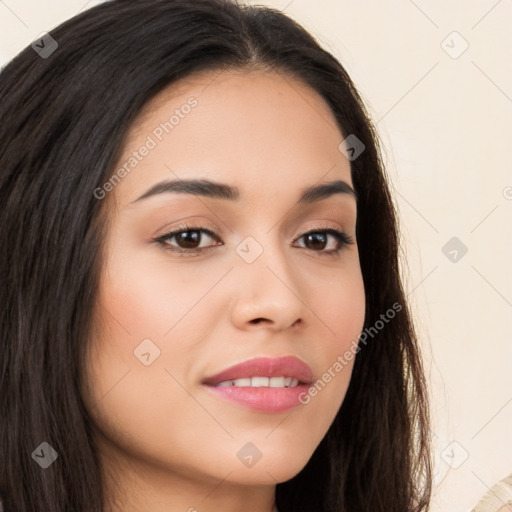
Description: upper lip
xmin=202 ymin=356 xmax=314 ymax=385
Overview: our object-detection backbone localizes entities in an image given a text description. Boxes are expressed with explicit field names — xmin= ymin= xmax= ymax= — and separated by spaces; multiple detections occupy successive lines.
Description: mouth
xmin=201 ymin=355 xmax=314 ymax=413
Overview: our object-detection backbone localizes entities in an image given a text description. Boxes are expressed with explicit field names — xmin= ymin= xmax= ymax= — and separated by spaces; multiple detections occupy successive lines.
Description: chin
xmin=215 ymin=439 xmax=316 ymax=485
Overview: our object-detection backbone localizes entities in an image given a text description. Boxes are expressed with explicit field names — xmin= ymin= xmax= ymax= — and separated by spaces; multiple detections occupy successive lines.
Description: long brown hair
xmin=0 ymin=1 xmax=431 ymax=510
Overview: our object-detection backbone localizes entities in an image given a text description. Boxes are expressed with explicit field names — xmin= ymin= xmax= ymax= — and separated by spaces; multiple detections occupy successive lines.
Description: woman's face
xmin=83 ymin=68 xmax=365 ymax=504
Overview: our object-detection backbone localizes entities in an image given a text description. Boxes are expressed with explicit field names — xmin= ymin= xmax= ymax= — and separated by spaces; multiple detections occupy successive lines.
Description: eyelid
xmin=152 ymin=219 xmax=219 ymax=238
xmin=293 ymin=224 xmax=355 ymax=251
xmin=151 ymin=223 xmax=221 ymax=247
xmin=294 ymin=221 xmax=347 ymax=240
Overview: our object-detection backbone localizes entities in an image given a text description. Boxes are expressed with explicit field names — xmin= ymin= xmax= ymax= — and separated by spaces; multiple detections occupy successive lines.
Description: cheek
xmin=82 ymin=264 xmax=204 ymax=420
xmin=97 ymin=254 xmax=192 ymax=338
xmin=307 ymin=257 xmax=366 ymax=354
xmin=96 ymin=228 xmax=226 ymax=345
xmin=297 ymin=260 xmax=365 ymax=418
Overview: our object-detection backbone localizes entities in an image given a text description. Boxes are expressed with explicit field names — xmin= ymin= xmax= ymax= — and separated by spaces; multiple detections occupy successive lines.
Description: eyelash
xmin=151 ymin=223 xmax=354 ymax=258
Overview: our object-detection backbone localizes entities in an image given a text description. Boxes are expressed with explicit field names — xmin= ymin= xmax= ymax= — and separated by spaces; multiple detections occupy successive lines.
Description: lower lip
xmin=203 ymin=384 xmax=310 ymax=413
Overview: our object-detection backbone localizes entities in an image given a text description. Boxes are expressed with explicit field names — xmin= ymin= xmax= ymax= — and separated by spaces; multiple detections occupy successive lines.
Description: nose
xmin=229 ymin=237 xmax=306 ymax=332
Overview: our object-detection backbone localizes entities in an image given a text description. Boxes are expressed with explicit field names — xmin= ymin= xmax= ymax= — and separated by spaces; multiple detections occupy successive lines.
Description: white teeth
xmin=251 ymin=376 xmax=269 ymax=387
xmin=233 ymin=378 xmax=251 ymax=386
xmin=217 ymin=380 xmax=234 ymax=387
xmin=269 ymin=376 xmax=285 ymax=387
xmin=214 ymin=376 xmax=300 ymax=388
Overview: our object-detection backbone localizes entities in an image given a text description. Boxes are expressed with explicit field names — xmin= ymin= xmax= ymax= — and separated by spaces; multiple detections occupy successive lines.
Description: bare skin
xmin=81 ymin=68 xmax=366 ymax=512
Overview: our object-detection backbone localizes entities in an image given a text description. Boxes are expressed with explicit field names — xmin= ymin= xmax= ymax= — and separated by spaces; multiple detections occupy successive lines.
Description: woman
xmin=0 ymin=1 xmax=432 ymax=511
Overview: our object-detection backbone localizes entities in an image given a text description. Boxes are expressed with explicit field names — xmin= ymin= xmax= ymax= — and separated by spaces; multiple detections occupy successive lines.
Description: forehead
xmin=110 ymin=68 xmax=353 ymax=210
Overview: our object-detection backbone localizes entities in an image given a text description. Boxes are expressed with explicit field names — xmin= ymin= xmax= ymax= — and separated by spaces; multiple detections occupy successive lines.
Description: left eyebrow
xmin=298 ymin=179 xmax=358 ymax=204
xmin=131 ymin=178 xmax=358 ymax=204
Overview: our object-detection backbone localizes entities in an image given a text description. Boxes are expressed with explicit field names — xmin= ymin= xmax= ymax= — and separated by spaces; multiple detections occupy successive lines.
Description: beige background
xmin=1 ymin=1 xmax=511 ymax=510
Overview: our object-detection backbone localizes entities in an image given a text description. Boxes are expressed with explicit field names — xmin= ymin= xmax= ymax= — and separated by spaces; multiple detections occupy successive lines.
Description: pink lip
xmin=202 ymin=356 xmax=314 ymax=385
xmin=202 ymin=356 xmax=314 ymax=413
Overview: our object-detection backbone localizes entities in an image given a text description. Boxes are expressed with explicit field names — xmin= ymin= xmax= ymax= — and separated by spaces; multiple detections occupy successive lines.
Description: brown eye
xmin=294 ymin=228 xmax=353 ymax=255
xmin=172 ymin=230 xmax=203 ymax=249
xmin=303 ymin=232 xmax=329 ymax=251
xmin=154 ymin=226 xmax=220 ymax=254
